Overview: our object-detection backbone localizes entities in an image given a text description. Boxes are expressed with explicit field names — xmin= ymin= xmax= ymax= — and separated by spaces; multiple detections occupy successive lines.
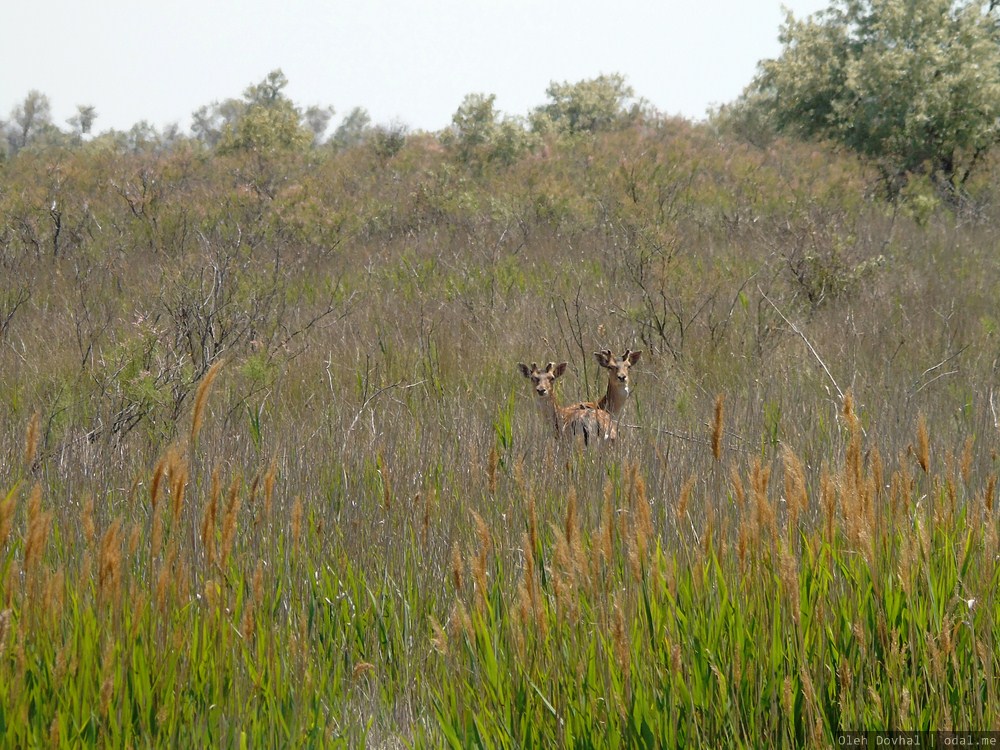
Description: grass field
xmin=2 ymin=118 xmax=1000 ymax=746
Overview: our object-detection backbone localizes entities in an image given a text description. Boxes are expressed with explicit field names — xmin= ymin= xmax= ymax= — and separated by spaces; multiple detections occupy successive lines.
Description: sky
xmin=1 ymin=0 xmax=829 ymax=137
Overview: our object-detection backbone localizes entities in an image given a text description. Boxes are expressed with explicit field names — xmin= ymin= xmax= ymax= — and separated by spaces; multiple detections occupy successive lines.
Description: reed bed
xmin=2 ymin=390 xmax=999 ymax=746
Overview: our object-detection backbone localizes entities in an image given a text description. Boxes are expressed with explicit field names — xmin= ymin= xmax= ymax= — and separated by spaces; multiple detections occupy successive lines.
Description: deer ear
xmin=627 ymin=350 xmax=642 ymax=365
xmin=594 ymin=350 xmax=611 ymax=367
xmin=554 ymin=362 xmax=568 ymax=378
xmin=518 ymin=363 xmax=531 ymax=378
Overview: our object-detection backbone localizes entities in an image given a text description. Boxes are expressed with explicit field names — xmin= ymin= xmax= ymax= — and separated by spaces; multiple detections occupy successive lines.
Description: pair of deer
xmin=518 ymin=349 xmax=642 ymax=446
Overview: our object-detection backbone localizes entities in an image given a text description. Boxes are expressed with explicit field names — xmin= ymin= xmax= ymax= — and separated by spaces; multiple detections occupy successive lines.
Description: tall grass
xmin=2 ymin=119 xmax=1000 ymax=745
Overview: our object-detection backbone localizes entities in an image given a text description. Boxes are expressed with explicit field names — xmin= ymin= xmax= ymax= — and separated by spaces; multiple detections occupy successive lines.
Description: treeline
xmin=1 ymin=69 xmax=644 ymax=160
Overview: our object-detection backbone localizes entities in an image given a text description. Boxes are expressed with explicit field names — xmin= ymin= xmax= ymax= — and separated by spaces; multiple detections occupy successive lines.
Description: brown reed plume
xmin=782 ymin=446 xmax=808 ymax=542
xmin=24 ymin=411 xmax=40 ymax=470
xmin=0 ymin=485 xmax=17 ymax=551
xmin=201 ymin=469 xmax=221 ymax=566
xmin=470 ymin=511 xmax=492 ymax=613
xmin=97 ymin=519 xmax=124 ymax=607
xmin=751 ymin=458 xmax=775 ymax=545
xmin=916 ymin=413 xmax=930 ymax=473
xmin=81 ymin=495 xmax=96 ymax=547
xmin=711 ymin=394 xmax=725 ymax=462
xmin=290 ymin=496 xmax=304 ymax=551
xmin=450 ymin=541 xmax=464 ymax=592
xmin=961 ymin=436 xmax=974 ymax=485
xmin=220 ymin=475 xmax=242 ymax=568
xmin=611 ymin=594 xmax=629 ymax=676
xmin=191 ymin=359 xmax=224 ymax=446
xmin=150 ymin=452 xmax=169 ymax=511
xmin=23 ymin=483 xmax=48 ymax=575
xmin=239 ymin=598 xmax=255 ymax=642
xmin=168 ymin=447 xmax=188 ymax=525
xmin=263 ymin=460 xmax=277 ymax=520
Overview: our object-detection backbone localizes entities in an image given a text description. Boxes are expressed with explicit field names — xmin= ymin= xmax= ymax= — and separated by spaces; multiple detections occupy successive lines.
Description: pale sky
xmin=1 ymin=1 xmax=828 ymax=136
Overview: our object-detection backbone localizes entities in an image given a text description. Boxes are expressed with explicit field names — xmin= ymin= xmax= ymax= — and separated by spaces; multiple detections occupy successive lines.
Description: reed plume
xmin=220 ymin=475 xmax=241 ymax=567
xmin=191 ymin=359 xmax=224 ymax=446
xmin=164 ymin=445 xmax=187 ymax=524
xmin=263 ymin=460 xmax=277 ymax=520
xmin=487 ymin=445 xmax=499 ymax=495
xmin=916 ymin=412 xmax=930 ymax=473
xmin=24 ymin=484 xmax=49 ymax=576
xmin=290 ymin=496 xmax=303 ymax=551
xmin=471 ymin=511 xmax=490 ymax=614
xmin=24 ymin=411 xmax=40 ymax=470
xmin=450 ymin=542 xmax=463 ymax=592
xmin=711 ymin=394 xmax=725 ymax=462
xmin=961 ymin=436 xmax=974 ymax=485
xmin=150 ymin=452 xmax=169 ymax=511
xmin=97 ymin=519 xmax=124 ymax=608
xmin=0 ymin=486 xmax=17 ymax=551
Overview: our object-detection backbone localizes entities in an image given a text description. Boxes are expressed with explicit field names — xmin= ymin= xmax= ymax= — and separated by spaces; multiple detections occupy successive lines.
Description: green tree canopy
xmin=445 ymin=93 xmax=533 ymax=167
xmin=530 ymin=73 xmax=637 ymax=135
xmin=5 ymin=90 xmax=58 ymax=155
xmin=750 ymin=0 xmax=1000 ymax=198
xmin=216 ymin=70 xmax=313 ymax=155
xmin=451 ymin=93 xmax=500 ymax=151
xmin=331 ymin=107 xmax=372 ymax=151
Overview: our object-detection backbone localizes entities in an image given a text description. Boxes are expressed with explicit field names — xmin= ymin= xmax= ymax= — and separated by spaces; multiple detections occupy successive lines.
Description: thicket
xmin=3 ymin=108 xmax=1000 ymax=746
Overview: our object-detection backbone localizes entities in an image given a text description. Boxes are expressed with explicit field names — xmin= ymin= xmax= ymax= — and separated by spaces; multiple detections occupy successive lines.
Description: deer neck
xmin=598 ymin=377 xmax=629 ymax=416
xmin=536 ymin=392 xmax=565 ymax=437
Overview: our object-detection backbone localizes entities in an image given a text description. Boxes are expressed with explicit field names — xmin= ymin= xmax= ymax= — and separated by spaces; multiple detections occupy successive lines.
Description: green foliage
xmin=330 ymin=107 xmax=372 ymax=151
xmin=368 ymin=121 xmax=409 ymax=162
xmin=4 ymin=90 xmax=56 ymax=156
xmin=444 ymin=93 xmax=535 ymax=169
xmin=217 ymin=70 xmax=313 ymax=155
xmin=750 ymin=0 xmax=1000 ymax=198
xmin=531 ymin=73 xmax=639 ymax=135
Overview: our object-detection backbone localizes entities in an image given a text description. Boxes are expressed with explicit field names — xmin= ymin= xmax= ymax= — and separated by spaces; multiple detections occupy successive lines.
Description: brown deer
xmin=593 ymin=349 xmax=642 ymax=417
xmin=518 ymin=361 xmax=615 ymax=445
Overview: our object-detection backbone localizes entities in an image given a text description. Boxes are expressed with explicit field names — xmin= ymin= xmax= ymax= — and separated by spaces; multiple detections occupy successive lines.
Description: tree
xmin=6 ymin=90 xmax=54 ymax=154
xmin=750 ymin=0 xmax=1000 ymax=198
xmin=369 ymin=121 xmax=408 ymax=162
xmin=451 ymin=93 xmax=499 ymax=151
xmin=303 ymin=105 xmax=335 ymax=145
xmin=68 ymin=105 xmax=98 ymax=139
xmin=331 ymin=107 xmax=372 ymax=150
xmin=446 ymin=93 xmax=533 ymax=167
xmin=215 ymin=70 xmax=313 ymax=155
xmin=530 ymin=73 xmax=637 ymax=135
xmin=192 ymin=98 xmax=245 ymax=148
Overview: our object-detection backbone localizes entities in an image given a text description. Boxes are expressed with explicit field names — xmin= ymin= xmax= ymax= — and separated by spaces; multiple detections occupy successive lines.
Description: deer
xmin=518 ymin=361 xmax=616 ymax=446
xmin=592 ymin=349 xmax=642 ymax=438
xmin=593 ymin=349 xmax=642 ymax=417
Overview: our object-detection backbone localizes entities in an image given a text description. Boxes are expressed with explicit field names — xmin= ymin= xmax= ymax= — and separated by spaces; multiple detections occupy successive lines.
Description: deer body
xmin=518 ymin=361 xmax=615 ymax=445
